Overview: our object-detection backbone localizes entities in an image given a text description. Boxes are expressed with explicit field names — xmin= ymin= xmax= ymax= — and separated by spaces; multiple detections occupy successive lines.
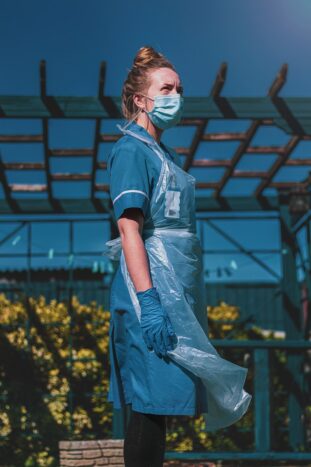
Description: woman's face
xmin=140 ymin=67 xmax=183 ymax=113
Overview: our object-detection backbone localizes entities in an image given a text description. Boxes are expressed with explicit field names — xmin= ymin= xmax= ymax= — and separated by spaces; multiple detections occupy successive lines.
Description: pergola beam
xmin=90 ymin=61 xmax=106 ymax=203
xmin=255 ymin=135 xmax=301 ymax=197
xmin=0 ymin=135 xmax=43 ymax=142
xmin=40 ymin=60 xmax=63 ymax=213
xmin=1 ymin=95 xmax=311 ymax=129
xmin=50 ymin=149 xmax=94 ymax=157
xmin=214 ymin=64 xmax=288 ymax=198
xmin=182 ymin=62 xmax=227 ymax=172
xmin=1 ymin=60 xmax=311 ymax=213
xmin=0 ymin=195 xmax=283 ymax=214
xmin=4 ymin=163 xmax=45 ymax=170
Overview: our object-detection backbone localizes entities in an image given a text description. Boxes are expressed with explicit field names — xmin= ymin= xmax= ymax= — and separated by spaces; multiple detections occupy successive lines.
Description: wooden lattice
xmin=0 ymin=61 xmax=311 ymax=213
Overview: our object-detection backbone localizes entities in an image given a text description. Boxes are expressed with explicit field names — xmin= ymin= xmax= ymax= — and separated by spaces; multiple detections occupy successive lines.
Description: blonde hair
xmin=122 ymin=46 xmax=176 ymax=120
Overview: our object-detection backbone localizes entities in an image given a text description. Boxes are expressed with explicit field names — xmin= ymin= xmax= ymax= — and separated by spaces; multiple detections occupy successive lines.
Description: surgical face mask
xmin=141 ymin=93 xmax=184 ymax=130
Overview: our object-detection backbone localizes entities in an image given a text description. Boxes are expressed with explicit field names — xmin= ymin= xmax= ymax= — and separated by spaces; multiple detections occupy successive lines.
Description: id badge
xmin=164 ymin=188 xmax=181 ymax=218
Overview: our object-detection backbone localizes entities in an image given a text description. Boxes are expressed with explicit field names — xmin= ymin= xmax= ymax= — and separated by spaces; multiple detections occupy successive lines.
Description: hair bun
xmin=122 ymin=46 xmax=175 ymax=120
xmin=133 ymin=46 xmax=164 ymax=68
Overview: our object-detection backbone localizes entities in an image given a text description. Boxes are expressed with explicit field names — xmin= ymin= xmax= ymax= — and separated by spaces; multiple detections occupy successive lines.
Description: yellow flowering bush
xmin=0 ymin=293 xmax=112 ymax=466
xmin=0 ymin=293 xmax=296 ymax=465
xmin=207 ymin=300 xmax=240 ymax=334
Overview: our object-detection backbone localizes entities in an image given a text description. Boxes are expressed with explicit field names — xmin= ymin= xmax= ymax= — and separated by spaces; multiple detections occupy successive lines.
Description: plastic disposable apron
xmin=104 ymin=125 xmax=252 ymax=431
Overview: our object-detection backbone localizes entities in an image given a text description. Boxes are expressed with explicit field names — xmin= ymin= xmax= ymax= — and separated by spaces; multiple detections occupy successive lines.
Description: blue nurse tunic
xmin=107 ymin=121 xmax=208 ymax=415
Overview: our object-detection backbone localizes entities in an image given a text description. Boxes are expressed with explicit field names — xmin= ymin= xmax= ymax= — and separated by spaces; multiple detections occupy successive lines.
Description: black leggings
xmin=124 ymin=410 xmax=166 ymax=467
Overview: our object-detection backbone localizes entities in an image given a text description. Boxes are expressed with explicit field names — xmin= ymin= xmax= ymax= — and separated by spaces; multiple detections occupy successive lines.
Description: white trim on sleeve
xmin=112 ymin=189 xmax=150 ymax=205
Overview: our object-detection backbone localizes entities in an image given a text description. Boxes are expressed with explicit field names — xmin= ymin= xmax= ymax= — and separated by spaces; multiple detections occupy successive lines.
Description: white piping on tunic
xmin=112 ymin=189 xmax=150 ymax=205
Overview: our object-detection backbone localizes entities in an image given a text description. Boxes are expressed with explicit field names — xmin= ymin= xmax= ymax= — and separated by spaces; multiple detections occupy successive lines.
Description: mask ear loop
xmin=140 ymin=93 xmax=154 ymax=102
xmin=117 ymin=104 xmax=144 ymax=133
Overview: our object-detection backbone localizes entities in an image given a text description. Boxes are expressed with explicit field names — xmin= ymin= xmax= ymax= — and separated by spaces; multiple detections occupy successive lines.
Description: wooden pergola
xmin=0 ymin=61 xmax=310 ymax=215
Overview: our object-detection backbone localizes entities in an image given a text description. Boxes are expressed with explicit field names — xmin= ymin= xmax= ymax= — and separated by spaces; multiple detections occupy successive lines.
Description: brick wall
xmin=59 ymin=439 xmax=217 ymax=467
xmin=59 ymin=440 xmax=124 ymax=466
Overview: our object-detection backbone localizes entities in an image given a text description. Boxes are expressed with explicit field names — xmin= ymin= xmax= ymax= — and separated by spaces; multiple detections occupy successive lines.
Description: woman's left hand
xmin=136 ymin=286 xmax=177 ymax=358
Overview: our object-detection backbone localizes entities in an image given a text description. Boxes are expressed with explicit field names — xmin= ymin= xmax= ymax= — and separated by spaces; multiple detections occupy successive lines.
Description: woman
xmin=105 ymin=46 xmax=251 ymax=467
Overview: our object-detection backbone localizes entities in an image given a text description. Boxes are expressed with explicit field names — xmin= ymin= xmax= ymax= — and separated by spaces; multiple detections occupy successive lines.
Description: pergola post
xmin=254 ymin=348 xmax=271 ymax=451
xmin=278 ymin=190 xmax=306 ymax=450
xmin=306 ymin=181 xmax=311 ymax=338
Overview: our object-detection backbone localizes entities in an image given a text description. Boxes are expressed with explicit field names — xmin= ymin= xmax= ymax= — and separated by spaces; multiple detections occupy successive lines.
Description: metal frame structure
xmin=0 ymin=62 xmax=311 ymax=213
xmin=0 ymin=60 xmax=311 ymax=462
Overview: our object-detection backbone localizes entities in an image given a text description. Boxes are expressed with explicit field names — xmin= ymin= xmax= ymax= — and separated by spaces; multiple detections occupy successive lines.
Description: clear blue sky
xmin=1 ymin=0 xmax=311 ymax=96
xmin=0 ymin=0 xmax=310 ymax=283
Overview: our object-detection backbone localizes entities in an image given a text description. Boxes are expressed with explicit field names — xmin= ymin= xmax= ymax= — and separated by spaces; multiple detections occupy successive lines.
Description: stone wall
xmin=59 ymin=440 xmax=124 ymax=466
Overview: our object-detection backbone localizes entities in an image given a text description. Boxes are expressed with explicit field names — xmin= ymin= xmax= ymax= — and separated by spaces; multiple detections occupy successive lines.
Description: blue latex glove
xmin=136 ymin=287 xmax=177 ymax=358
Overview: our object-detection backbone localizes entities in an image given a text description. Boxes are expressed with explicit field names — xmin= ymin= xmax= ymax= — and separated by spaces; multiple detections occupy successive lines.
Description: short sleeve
xmin=107 ymin=140 xmax=152 ymax=220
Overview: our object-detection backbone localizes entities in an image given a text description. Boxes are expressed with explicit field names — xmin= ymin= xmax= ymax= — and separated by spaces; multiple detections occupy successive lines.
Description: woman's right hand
xmin=136 ymin=286 xmax=177 ymax=358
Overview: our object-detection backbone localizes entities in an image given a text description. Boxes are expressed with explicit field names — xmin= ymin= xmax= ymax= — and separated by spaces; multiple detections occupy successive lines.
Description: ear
xmin=133 ymin=93 xmax=145 ymax=111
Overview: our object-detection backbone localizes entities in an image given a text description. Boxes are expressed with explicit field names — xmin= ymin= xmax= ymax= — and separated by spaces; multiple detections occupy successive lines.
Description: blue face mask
xmin=142 ymin=93 xmax=184 ymax=130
